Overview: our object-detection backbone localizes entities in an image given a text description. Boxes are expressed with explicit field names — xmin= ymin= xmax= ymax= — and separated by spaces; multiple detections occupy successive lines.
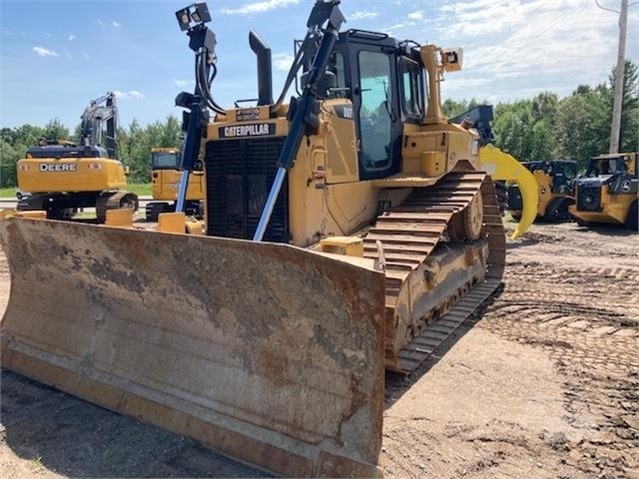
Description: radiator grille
xmin=205 ymin=137 xmax=289 ymax=242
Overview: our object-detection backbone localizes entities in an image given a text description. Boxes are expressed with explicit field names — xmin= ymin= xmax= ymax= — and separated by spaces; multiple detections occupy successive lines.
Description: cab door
xmin=352 ymin=48 xmax=402 ymax=180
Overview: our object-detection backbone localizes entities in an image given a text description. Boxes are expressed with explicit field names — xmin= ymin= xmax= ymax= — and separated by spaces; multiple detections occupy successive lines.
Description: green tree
xmin=0 ymin=139 xmax=20 ymax=188
xmin=43 ymin=118 xmax=70 ymax=141
xmin=556 ymin=84 xmax=611 ymax=168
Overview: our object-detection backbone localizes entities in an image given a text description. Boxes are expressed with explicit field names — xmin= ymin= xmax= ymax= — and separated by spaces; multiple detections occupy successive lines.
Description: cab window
xmin=152 ymin=152 xmax=180 ymax=169
xmin=358 ymin=50 xmax=393 ymax=170
xmin=399 ymin=56 xmax=424 ymax=119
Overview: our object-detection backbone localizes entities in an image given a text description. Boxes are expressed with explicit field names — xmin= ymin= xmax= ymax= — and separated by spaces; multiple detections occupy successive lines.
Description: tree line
xmin=1 ymin=62 xmax=637 ymax=188
xmin=443 ymin=61 xmax=638 ymax=169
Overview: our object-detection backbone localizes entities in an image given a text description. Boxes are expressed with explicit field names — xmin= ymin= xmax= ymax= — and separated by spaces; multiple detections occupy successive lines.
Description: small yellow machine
xmin=507 ymin=160 xmax=577 ymax=222
xmin=16 ymin=92 xmax=138 ymax=222
xmin=569 ymin=152 xmax=638 ymax=230
xmin=146 ymin=147 xmax=204 ymax=221
xmin=0 ymin=2 xmax=530 ymax=476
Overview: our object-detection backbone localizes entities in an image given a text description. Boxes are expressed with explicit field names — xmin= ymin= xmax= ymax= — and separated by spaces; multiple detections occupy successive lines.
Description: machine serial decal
xmin=220 ymin=123 xmax=275 ymax=138
xmin=40 ymin=163 xmax=77 ymax=172
xmin=236 ymin=108 xmax=261 ymax=121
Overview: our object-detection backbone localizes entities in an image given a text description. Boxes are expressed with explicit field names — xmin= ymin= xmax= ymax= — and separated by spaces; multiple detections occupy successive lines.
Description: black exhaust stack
xmin=249 ymin=31 xmax=273 ymax=106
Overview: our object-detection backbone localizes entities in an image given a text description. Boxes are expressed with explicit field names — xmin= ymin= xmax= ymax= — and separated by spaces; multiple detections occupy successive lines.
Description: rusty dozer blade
xmin=0 ymin=218 xmax=386 ymax=478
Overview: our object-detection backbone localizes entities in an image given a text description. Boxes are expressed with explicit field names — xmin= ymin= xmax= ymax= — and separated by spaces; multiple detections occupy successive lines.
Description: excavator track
xmin=363 ymin=171 xmax=505 ymax=373
xmin=96 ymin=191 xmax=139 ymax=223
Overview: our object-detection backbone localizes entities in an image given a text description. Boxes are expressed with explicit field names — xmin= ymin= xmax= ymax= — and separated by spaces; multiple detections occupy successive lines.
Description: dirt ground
xmin=1 ymin=220 xmax=637 ymax=478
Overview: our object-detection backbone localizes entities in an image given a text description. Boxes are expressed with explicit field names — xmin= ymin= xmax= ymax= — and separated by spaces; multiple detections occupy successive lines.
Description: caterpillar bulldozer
xmin=569 ymin=152 xmax=638 ymax=230
xmin=15 ymin=92 xmax=139 ymax=222
xmin=0 ymin=2 xmax=524 ymax=476
xmin=146 ymin=147 xmax=204 ymax=221
xmin=507 ymin=160 xmax=577 ymax=222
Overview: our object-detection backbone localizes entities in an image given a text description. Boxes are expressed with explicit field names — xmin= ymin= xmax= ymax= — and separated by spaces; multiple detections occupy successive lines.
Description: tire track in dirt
xmin=480 ymin=223 xmax=639 ymax=479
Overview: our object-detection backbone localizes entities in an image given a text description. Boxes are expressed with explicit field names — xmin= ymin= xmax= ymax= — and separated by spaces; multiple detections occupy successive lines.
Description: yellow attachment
xmin=319 ymin=236 xmax=364 ymax=257
xmin=157 ymin=212 xmax=186 ymax=233
xmin=105 ymin=209 xmax=133 ymax=227
xmin=0 ymin=209 xmax=47 ymax=220
xmin=185 ymin=219 xmax=204 ymax=235
xmin=479 ymin=144 xmax=539 ymax=239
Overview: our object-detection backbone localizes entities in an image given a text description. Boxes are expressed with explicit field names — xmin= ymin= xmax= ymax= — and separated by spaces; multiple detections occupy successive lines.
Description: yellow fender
xmin=479 ymin=144 xmax=539 ymax=239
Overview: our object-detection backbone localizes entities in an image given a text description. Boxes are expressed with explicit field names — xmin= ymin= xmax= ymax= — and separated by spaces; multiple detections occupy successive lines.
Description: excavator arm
xmin=80 ymin=92 xmax=119 ymax=159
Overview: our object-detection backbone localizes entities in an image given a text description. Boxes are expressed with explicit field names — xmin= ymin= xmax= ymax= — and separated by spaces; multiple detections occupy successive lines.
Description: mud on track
xmin=1 ymin=220 xmax=638 ymax=478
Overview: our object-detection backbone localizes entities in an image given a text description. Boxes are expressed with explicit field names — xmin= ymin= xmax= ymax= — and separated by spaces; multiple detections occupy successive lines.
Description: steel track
xmin=362 ymin=171 xmax=506 ymax=373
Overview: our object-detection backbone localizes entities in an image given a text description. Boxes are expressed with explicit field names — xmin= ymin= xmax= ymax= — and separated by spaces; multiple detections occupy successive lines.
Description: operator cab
xmin=325 ymin=30 xmax=426 ymax=180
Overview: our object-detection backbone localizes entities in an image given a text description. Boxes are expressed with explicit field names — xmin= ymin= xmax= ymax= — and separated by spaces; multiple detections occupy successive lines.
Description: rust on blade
xmin=0 ymin=218 xmax=386 ymax=477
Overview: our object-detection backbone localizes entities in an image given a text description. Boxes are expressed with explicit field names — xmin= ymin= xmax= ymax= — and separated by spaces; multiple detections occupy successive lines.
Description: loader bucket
xmin=0 ymin=218 xmax=386 ymax=478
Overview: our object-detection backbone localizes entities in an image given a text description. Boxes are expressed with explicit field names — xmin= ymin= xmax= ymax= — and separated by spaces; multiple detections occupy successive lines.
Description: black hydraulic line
xmin=253 ymin=0 xmax=345 ymax=241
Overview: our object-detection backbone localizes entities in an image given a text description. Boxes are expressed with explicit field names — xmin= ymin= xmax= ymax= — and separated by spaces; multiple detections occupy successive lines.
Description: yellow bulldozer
xmin=15 ymin=92 xmax=139 ymax=222
xmin=569 ymin=152 xmax=638 ymax=230
xmin=146 ymin=147 xmax=204 ymax=221
xmin=0 ymin=2 xmax=530 ymax=476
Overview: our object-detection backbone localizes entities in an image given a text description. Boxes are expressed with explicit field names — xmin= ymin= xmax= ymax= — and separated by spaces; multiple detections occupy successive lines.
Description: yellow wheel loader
xmin=569 ymin=152 xmax=638 ymax=230
xmin=507 ymin=160 xmax=577 ymax=223
xmin=1 ymin=2 xmax=518 ymax=476
xmin=146 ymin=147 xmax=204 ymax=221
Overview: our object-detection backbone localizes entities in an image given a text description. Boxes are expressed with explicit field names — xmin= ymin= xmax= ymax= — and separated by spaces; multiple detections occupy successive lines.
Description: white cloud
xmin=68 ymin=33 xmax=76 ymax=41
xmin=33 ymin=46 xmax=58 ymax=57
xmin=349 ymin=10 xmax=380 ymax=21
xmin=83 ymin=52 xmax=91 ymax=59
xmin=272 ymin=52 xmax=294 ymax=71
xmin=221 ymin=0 xmax=299 ymax=15
xmin=97 ymin=19 xmax=121 ymax=28
xmin=174 ymin=79 xmax=195 ymax=87
xmin=382 ymin=10 xmax=425 ymax=32
xmin=114 ymin=90 xmax=144 ymax=100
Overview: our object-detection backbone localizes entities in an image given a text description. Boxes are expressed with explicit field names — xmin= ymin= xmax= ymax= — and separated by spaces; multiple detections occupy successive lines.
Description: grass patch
xmin=0 ymin=187 xmax=17 ymax=198
xmin=0 ymin=184 xmax=152 ymax=198
xmin=29 ymin=455 xmax=44 ymax=471
xmin=125 ymin=183 xmax=152 ymax=196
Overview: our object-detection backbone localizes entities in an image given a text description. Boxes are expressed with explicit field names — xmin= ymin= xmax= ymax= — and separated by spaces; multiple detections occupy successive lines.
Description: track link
xmin=362 ymin=171 xmax=506 ymax=373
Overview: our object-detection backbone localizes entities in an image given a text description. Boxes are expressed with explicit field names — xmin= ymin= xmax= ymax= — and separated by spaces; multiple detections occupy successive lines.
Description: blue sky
xmin=1 ymin=0 xmax=638 ymax=130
